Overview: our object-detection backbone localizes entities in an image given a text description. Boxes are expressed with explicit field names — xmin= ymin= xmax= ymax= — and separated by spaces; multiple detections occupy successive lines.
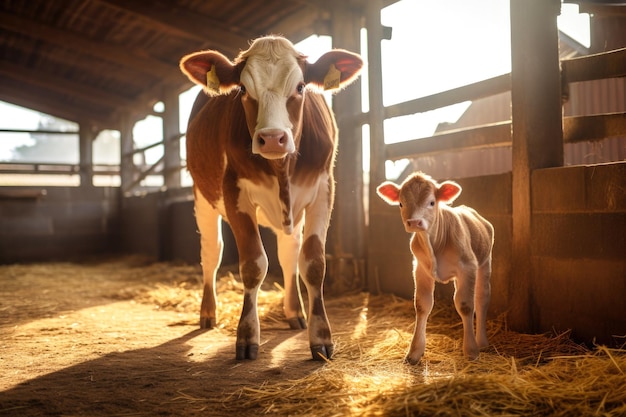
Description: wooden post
xmin=328 ymin=4 xmax=366 ymax=291
xmin=120 ymin=115 xmax=135 ymax=195
xmin=364 ymin=0 xmax=387 ymax=293
xmin=509 ymin=0 xmax=564 ymax=331
xmin=162 ymin=89 xmax=181 ymax=190
xmin=78 ymin=122 xmax=94 ymax=188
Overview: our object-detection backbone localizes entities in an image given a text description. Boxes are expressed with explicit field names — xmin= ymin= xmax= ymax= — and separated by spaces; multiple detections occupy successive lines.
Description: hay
xmin=131 ymin=263 xmax=626 ymax=416
xmin=5 ymin=257 xmax=624 ymax=416
xmin=217 ymin=292 xmax=624 ymax=417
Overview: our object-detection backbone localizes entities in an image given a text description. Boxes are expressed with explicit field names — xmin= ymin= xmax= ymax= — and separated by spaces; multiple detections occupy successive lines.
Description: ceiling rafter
xmin=0 ymin=81 xmax=116 ymax=128
xmin=0 ymin=60 xmax=134 ymax=111
xmin=97 ymin=0 xmax=252 ymax=57
xmin=0 ymin=10 xmax=176 ymax=78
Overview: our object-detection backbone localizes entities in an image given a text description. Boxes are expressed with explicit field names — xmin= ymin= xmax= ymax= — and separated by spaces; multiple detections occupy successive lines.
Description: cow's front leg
xmin=227 ymin=209 xmax=267 ymax=359
xmin=277 ymin=225 xmax=306 ymax=330
xmin=236 ymin=252 xmax=267 ymax=360
xmin=194 ymin=190 xmax=223 ymax=329
xmin=300 ymin=233 xmax=332 ymax=360
xmin=454 ymin=267 xmax=479 ymax=360
xmin=406 ymin=267 xmax=435 ymax=365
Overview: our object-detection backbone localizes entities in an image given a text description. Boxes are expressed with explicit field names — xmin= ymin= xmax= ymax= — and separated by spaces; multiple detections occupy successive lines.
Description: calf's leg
xmin=475 ymin=259 xmax=491 ymax=349
xmin=406 ymin=268 xmax=435 ymax=365
xmin=195 ymin=191 xmax=223 ymax=329
xmin=454 ymin=269 xmax=479 ymax=360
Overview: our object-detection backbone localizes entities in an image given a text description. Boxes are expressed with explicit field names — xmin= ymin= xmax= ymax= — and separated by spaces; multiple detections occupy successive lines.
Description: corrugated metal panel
xmin=564 ymin=78 xmax=625 ymax=165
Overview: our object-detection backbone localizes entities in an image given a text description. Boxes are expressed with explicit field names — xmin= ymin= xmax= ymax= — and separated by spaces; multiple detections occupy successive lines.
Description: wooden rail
xmin=378 ymin=48 xmax=626 ymax=164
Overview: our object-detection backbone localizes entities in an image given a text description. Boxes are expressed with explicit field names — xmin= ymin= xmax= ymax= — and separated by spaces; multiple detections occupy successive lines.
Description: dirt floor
xmin=1 ymin=256 xmax=625 ymax=416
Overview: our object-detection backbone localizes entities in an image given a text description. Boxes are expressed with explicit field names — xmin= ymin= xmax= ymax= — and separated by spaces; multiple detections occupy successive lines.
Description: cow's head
xmin=180 ymin=35 xmax=363 ymax=160
xmin=377 ymin=172 xmax=462 ymax=233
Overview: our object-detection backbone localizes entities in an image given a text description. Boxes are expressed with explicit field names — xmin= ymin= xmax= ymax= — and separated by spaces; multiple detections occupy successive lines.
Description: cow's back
xmin=456 ymin=206 xmax=494 ymax=266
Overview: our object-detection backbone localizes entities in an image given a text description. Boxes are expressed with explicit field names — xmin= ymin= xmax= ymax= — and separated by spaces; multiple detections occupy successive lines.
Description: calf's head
xmin=180 ymin=35 xmax=363 ymax=160
xmin=376 ymin=172 xmax=462 ymax=233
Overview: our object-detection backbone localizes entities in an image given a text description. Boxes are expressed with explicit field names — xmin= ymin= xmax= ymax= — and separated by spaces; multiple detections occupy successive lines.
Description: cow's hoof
xmin=404 ymin=355 xmax=422 ymax=366
xmin=287 ymin=317 xmax=307 ymax=330
xmin=236 ymin=344 xmax=259 ymax=360
xmin=310 ymin=344 xmax=333 ymax=361
xmin=199 ymin=317 xmax=217 ymax=329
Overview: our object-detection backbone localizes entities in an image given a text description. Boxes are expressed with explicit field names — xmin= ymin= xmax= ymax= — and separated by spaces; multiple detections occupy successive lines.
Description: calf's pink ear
xmin=305 ymin=50 xmax=364 ymax=91
xmin=376 ymin=182 xmax=401 ymax=205
xmin=437 ymin=181 xmax=462 ymax=204
xmin=180 ymin=50 xmax=240 ymax=96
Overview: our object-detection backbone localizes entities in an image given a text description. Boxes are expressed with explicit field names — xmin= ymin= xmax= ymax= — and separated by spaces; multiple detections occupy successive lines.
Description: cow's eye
xmin=429 ymin=200 xmax=435 ymax=207
xmin=297 ymin=83 xmax=305 ymax=94
xmin=399 ymin=202 xmax=403 ymax=208
xmin=239 ymin=84 xmax=246 ymax=94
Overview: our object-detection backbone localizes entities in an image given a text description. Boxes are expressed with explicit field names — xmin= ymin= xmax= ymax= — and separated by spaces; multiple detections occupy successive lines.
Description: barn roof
xmin=0 ymin=0 xmax=391 ymax=130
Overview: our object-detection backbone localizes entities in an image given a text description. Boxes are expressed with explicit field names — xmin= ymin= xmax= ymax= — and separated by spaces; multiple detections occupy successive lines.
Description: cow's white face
xmin=238 ymin=47 xmax=305 ymax=159
xmin=179 ymin=35 xmax=364 ymax=160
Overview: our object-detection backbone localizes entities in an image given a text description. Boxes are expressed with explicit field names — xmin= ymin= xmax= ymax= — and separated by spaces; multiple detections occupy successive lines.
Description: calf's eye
xmin=429 ymin=200 xmax=435 ymax=207
xmin=399 ymin=202 xmax=403 ymax=208
xmin=297 ymin=83 xmax=305 ymax=94
xmin=239 ymin=85 xmax=247 ymax=94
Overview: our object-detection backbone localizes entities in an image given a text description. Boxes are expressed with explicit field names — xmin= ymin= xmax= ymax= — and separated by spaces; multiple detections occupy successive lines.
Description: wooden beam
xmin=79 ymin=123 xmax=95 ymax=187
xmin=98 ymin=0 xmax=250 ymax=57
xmin=270 ymin=6 xmax=325 ymax=42
xmin=0 ymin=60 xmax=133 ymax=110
xmin=384 ymin=74 xmax=511 ymax=120
xmin=365 ymin=0 xmax=388 ymax=293
xmin=162 ymin=88 xmax=181 ymax=190
xmin=385 ymin=122 xmax=512 ymax=160
xmin=0 ymin=81 xmax=116 ymax=128
xmin=0 ymin=10 xmax=175 ymax=78
xmin=561 ymin=47 xmax=626 ymax=83
xmin=563 ymin=112 xmax=626 ymax=143
xmin=328 ymin=3 xmax=366 ymax=287
xmin=509 ymin=0 xmax=563 ymax=332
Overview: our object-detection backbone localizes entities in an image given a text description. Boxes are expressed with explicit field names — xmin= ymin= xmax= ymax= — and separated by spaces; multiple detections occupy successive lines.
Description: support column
xmin=328 ymin=5 xmax=366 ymax=292
xmin=162 ymin=89 xmax=181 ymax=190
xmin=78 ymin=122 xmax=94 ymax=188
xmin=509 ymin=0 xmax=563 ymax=331
xmin=364 ymin=0 xmax=388 ymax=293
xmin=120 ymin=115 xmax=135 ymax=195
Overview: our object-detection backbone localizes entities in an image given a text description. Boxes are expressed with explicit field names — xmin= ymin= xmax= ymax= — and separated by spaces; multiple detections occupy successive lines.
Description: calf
xmin=376 ymin=172 xmax=494 ymax=364
xmin=179 ymin=36 xmax=362 ymax=360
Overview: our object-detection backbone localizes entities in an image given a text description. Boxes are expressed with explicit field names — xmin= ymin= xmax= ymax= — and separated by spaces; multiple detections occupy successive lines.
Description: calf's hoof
xmin=287 ymin=317 xmax=307 ymax=330
xmin=236 ymin=343 xmax=259 ymax=360
xmin=311 ymin=344 xmax=334 ymax=361
xmin=200 ymin=317 xmax=217 ymax=329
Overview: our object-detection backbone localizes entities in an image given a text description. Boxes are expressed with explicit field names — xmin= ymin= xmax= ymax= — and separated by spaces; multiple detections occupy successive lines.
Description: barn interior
xmin=1 ymin=0 xmax=625 ymax=415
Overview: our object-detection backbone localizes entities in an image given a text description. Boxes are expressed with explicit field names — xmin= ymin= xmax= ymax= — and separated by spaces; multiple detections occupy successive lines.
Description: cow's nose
xmin=258 ymin=130 xmax=287 ymax=152
xmin=406 ymin=219 xmax=424 ymax=229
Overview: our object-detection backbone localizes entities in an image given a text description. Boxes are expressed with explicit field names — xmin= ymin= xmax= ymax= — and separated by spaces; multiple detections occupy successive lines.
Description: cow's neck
xmin=269 ymin=158 xmax=294 ymax=234
xmin=428 ymin=208 xmax=447 ymax=253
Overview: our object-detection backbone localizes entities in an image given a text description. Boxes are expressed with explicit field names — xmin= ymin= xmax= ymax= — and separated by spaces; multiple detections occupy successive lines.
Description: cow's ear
xmin=180 ymin=50 xmax=240 ymax=96
xmin=376 ymin=182 xmax=401 ymax=205
xmin=437 ymin=181 xmax=462 ymax=204
xmin=305 ymin=49 xmax=363 ymax=92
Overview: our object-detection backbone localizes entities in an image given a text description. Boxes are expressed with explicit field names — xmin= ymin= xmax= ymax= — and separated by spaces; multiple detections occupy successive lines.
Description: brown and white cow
xmin=376 ymin=172 xmax=494 ymax=364
xmin=179 ymin=36 xmax=362 ymax=360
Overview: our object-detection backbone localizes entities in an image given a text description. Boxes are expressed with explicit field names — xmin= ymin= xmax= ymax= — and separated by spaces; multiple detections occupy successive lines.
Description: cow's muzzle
xmin=253 ymin=128 xmax=295 ymax=159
